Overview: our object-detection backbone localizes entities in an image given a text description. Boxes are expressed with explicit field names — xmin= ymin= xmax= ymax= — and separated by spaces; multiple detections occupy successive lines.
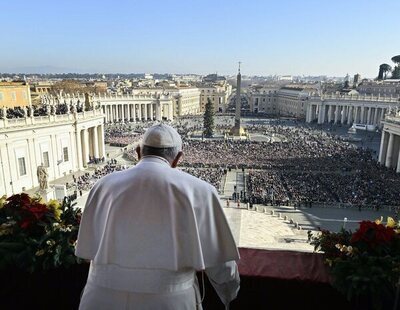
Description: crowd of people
xmin=122 ymin=121 xmax=400 ymax=208
xmin=68 ymin=161 xmax=128 ymax=194
xmin=180 ymin=167 xmax=226 ymax=193
xmin=105 ymin=122 xmax=158 ymax=146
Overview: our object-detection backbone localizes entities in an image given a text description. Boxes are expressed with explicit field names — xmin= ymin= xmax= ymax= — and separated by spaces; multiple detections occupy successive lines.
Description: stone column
xmin=385 ymin=133 xmax=394 ymax=168
xmin=132 ymin=104 xmax=136 ymax=122
xmin=305 ymin=104 xmax=311 ymax=122
xmin=156 ymin=103 xmax=162 ymax=121
xmin=138 ymin=104 xmax=142 ymax=120
xmin=92 ymin=126 xmax=99 ymax=159
xmin=75 ymin=129 xmax=83 ymax=170
xmin=359 ymin=107 xmax=364 ymax=123
xmin=373 ymin=108 xmax=377 ymax=124
xmin=341 ymin=106 xmax=346 ymax=124
xmin=150 ymin=103 xmax=154 ymax=121
xmin=168 ymin=103 xmax=173 ymax=121
xmin=396 ymin=148 xmax=400 ymax=173
xmin=317 ymin=104 xmax=323 ymax=124
xmin=127 ymin=104 xmax=131 ymax=121
xmin=366 ymin=107 xmax=372 ymax=124
xmin=121 ymin=104 xmax=125 ymax=123
xmin=327 ymin=105 xmax=332 ymax=123
xmin=347 ymin=106 xmax=353 ymax=124
xmin=82 ymin=128 xmax=90 ymax=167
xmin=334 ymin=105 xmax=339 ymax=124
xmin=144 ymin=104 xmax=148 ymax=120
xmin=99 ymin=124 xmax=106 ymax=158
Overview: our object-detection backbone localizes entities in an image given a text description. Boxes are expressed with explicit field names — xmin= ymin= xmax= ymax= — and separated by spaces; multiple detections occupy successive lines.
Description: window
xmin=0 ymin=92 xmax=3 ymax=101
xmin=18 ymin=157 xmax=27 ymax=176
xmin=22 ymin=91 xmax=28 ymax=100
xmin=11 ymin=92 xmax=16 ymax=101
xmin=43 ymin=151 xmax=50 ymax=167
xmin=63 ymin=147 xmax=69 ymax=162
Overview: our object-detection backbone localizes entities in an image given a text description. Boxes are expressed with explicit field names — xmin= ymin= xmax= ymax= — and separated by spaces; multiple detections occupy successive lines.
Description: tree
xmin=378 ymin=63 xmax=392 ymax=80
xmin=203 ymin=98 xmax=215 ymax=138
xmin=391 ymin=55 xmax=400 ymax=79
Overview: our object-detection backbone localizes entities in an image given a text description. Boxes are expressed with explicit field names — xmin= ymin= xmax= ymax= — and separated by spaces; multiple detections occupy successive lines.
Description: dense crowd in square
xmin=123 ymin=121 xmax=400 ymax=208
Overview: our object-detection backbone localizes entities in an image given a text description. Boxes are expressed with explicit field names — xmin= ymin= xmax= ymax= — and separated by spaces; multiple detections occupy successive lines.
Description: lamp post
xmin=343 ymin=217 xmax=348 ymax=229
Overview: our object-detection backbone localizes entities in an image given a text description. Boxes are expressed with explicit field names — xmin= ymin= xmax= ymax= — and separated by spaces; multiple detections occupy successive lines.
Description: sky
xmin=1 ymin=0 xmax=400 ymax=77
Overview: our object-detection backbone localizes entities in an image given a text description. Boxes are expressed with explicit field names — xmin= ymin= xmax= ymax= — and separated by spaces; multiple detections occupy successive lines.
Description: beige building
xmin=358 ymin=80 xmax=400 ymax=97
xmin=170 ymin=87 xmax=201 ymax=116
xmin=0 ymin=82 xmax=32 ymax=108
xmin=379 ymin=113 xmax=400 ymax=173
xmin=248 ymin=86 xmax=314 ymax=118
xmin=276 ymin=87 xmax=312 ymax=118
xmin=199 ymin=82 xmax=232 ymax=112
xmin=248 ymin=87 xmax=278 ymax=114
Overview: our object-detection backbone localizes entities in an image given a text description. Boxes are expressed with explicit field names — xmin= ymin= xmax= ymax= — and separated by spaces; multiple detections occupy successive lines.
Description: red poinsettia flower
xmin=6 ymin=193 xmax=31 ymax=209
xmin=28 ymin=202 xmax=50 ymax=220
xmin=351 ymin=220 xmax=395 ymax=247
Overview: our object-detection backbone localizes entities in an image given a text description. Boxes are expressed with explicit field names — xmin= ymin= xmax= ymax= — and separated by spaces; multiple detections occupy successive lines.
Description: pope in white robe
xmin=75 ymin=124 xmax=240 ymax=310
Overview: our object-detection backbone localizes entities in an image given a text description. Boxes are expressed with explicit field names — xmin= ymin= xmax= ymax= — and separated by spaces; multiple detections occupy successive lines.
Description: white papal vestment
xmin=75 ymin=156 xmax=240 ymax=309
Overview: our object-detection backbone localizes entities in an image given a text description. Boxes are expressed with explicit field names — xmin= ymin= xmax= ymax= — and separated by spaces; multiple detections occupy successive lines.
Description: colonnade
xmin=378 ymin=127 xmax=400 ymax=173
xmin=102 ymin=102 xmax=173 ymax=123
xmin=307 ymin=103 xmax=389 ymax=127
xmin=75 ymin=124 xmax=106 ymax=168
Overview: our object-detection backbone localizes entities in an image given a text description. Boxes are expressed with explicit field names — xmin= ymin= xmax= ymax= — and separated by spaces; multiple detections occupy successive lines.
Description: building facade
xmin=248 ymin=86 xmax=314 ymax=119
xmin=358 ymin=80 xmax=400 ymax=97
xmin=199 ymin=82 xmax=232 ymax=112
xmin=378 ymin=113 xmax=400 ymax=173
xmin=306 ymin=94 xmax=400 ymax=127
xmin=0 ymin=109 xmax=105 ymax=196
xmin=248 ymin=88 xmax=278 ymax=114
xmin=0 ymin=82 xmax=32 ymax=108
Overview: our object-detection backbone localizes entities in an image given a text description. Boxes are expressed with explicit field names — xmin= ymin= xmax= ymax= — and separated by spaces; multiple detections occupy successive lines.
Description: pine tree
xmin=203 ymin=98 xmax=215 ymax=138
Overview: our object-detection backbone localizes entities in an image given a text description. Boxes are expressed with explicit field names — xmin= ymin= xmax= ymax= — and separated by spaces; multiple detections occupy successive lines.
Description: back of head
xmin=140 ymin=124 xmax=182 ymax=163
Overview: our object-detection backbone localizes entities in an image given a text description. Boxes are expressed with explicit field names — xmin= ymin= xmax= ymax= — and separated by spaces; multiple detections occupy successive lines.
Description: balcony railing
xmin=1 ymin=247 xmax=366 ymax=310
xmin=0 ymin=109 xmax=104 ymax=130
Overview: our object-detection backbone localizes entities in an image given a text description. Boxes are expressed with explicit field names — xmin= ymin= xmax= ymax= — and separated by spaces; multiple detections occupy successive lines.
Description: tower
xmin=235 ymin=62 xmax=241 ymax=128
xmin=230 ymin=62 xmax=245 ymax=136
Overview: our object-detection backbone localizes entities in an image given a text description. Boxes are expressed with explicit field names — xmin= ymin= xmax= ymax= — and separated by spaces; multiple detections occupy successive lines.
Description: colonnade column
xmin=82 ymin=128 xmax=90 ymax=167
xmin=385 ymin=133 xmax=394 ymax=168
xmin=156 ymin=103 xmax=161 ymax=121
xmin=367 ymin=107 xmax=372 ymax=124
xmin=397 ymin=150 xmax=400 ymax=173
xmin=127 ymin=104 xmax=131 ymax=121
xmin=168 ymin=103 xmax=173 ymax=121
xmin=378 ymin=131 xmax=388 ymax=164
xmin=138 ymin=104 xmax=142 ymax=120
xmin=347 ymin=106 xmax=353 ymax=124
xmin=99 ymin=124 xmax=106 ymax=159
xmin=150 ymin=103 xmax=154 ymax=121
xmin=144 ymin=104 xmax=148 ymax=120
xmin=340 ymin=106 xmax=345 ymax=124
xmin=92 ymin=126 xmax=99 ymax=159
xmin=132 ymin=104 xmax=136 ymax=122
xmin=334 ymin=105 xmax=339 ymax=124
xmin=75 ymin=129 xmax=83 ymax=170
xmin=121 ymin=104 xmax=125 ymax=122
xmin=317 ymin=104 xmax=323 ymax=124
xmin=327 ymin=105 xmax=332 ymax=123
xmin=360 ymin=107 xmax=365 ymax=123
xmin=373 ymin=108 xmax=378 ymax=125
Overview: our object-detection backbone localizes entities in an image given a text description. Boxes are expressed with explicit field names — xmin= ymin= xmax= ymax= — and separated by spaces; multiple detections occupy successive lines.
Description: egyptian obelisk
xmin=231 ymin=62 xmax=244 ymax=136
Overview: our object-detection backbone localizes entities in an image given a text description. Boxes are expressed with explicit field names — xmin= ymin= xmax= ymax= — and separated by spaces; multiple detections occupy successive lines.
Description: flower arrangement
xmin=308 ymin=218 xmax=400 ymax=309
xmin=0 ymin=193 xmax=83 ymax=273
